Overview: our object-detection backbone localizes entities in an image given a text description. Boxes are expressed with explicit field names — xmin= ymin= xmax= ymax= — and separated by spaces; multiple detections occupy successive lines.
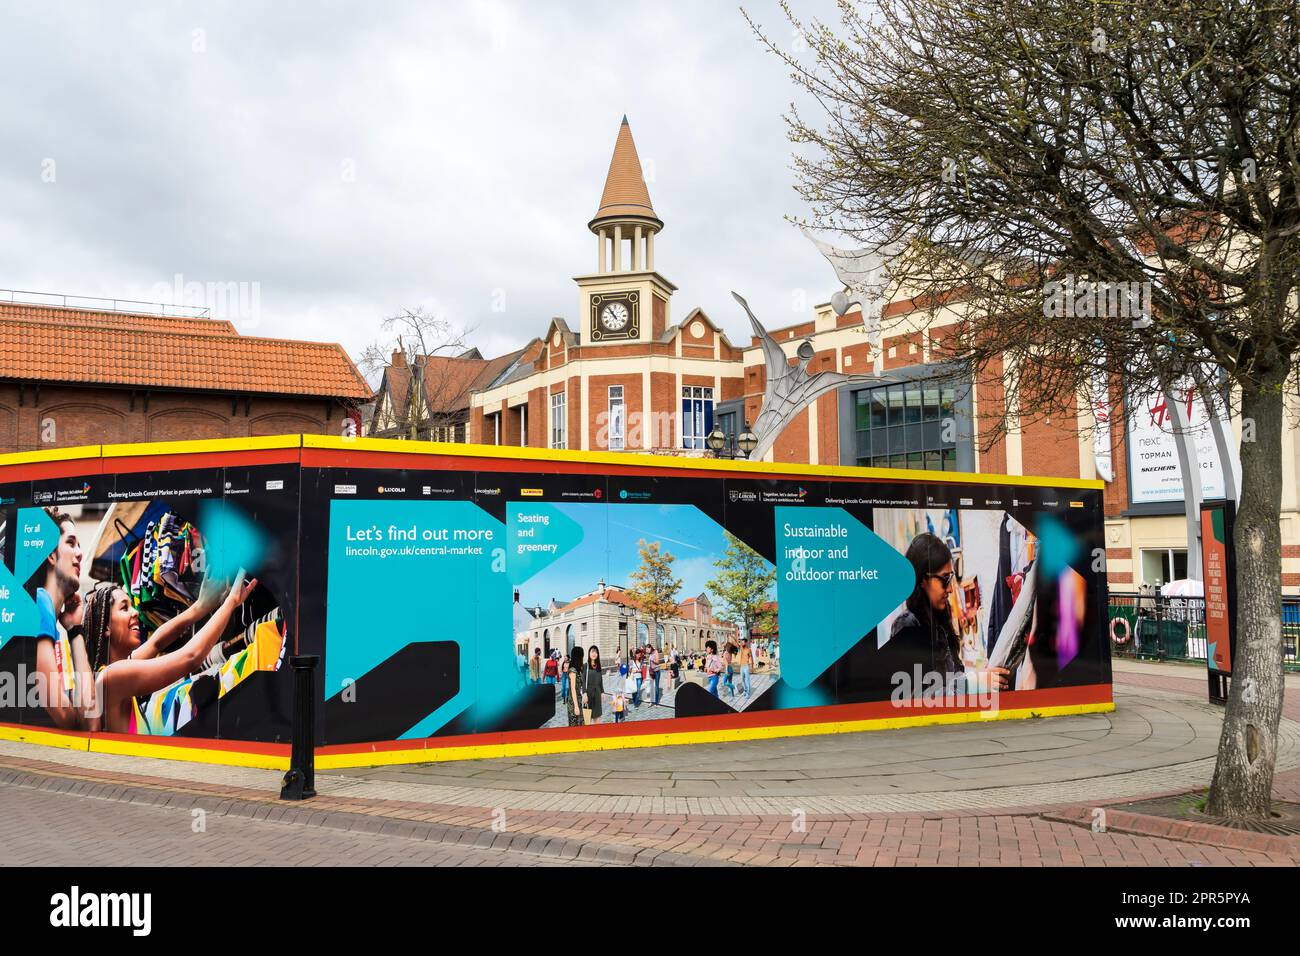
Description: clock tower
xmin=576 ymin=117 xmax=676 ymax=345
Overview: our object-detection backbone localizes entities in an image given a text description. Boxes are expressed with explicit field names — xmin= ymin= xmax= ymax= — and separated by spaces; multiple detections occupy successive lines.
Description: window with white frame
xmin=519 ymin=403 xmax=527 ymax=447
xmin=550 ymin=391 xmax=566 ymax=449
xmin=681 ymin=386 xmax=714 ymax=449
xmin=1141 ymin=548 xmax=1188 ymax=587
xmin=608 ymin=385 xmax=625 ymax=450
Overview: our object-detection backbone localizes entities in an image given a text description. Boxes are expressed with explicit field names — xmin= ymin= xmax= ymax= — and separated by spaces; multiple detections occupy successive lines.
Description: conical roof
xmin=590 ymin=117 xmax=661 ymax=230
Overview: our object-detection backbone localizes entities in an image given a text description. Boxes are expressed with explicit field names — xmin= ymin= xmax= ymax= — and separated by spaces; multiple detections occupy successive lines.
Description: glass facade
xmin=853 ymin=379 xmax=958 ymax=470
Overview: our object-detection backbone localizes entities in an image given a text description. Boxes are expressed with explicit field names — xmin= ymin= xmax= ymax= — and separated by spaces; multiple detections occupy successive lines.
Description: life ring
xmin=1110 ymin=617 xmax=1131 ymax=645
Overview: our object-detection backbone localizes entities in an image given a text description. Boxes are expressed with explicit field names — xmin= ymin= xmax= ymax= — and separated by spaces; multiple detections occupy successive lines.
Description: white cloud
xmin=0 ymin=0 xmax=844 ymax=363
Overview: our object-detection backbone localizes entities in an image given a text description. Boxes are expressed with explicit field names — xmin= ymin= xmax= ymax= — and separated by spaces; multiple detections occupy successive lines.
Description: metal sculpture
xmin=730 ymin=230 xmax=900 ymax=461
xmin=731 ymin=290 xmax=885 ymax=462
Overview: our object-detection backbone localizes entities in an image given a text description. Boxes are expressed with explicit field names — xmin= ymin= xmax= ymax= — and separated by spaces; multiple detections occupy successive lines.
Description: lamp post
xmin=707 ymin=424 xmax=728 ymax=458
xmin=737 ymin=424 xmax=758 ymax=459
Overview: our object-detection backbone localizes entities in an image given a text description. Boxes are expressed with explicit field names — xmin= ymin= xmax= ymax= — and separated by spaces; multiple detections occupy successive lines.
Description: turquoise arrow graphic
xmin=325 ymin=499 xmax=515 ymax=738
xmin=506 ymin=502 xmax=584 ymax=582
xmin=0 ymin=560 xmax=39 ymax=646
xmin=1 ymin=508 xmax=58 ymax=648
xmin=774 ymin=506 xmax=915 ymax=690
xmin=17 ymin=507 xmax=61 ymax=585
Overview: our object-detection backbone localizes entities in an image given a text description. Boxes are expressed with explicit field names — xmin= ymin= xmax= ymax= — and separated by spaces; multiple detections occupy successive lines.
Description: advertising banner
xmin=1201 ymin=502 xmax=1235 ymax=678
xmin=1126 ymin=382 xmax=1230 ymax=504
xmin=303 ymin=461 xmax=1109 ymax=745
xmin=0 ymin=439 xmax=1111 ymax=759
xmin=0 ymin=464 xmax=300 ymax=742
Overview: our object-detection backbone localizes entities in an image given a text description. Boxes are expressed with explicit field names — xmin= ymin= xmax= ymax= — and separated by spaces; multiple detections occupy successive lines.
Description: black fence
xmin=1108 ymin=593 xmax=1300 ymax=668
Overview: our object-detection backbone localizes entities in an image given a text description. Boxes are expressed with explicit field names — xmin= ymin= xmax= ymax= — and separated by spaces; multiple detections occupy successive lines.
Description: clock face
xmin=601 ymin=302 xmax=630 ymax=331
xmin=590 ymin=292 xmax=637 ymax=340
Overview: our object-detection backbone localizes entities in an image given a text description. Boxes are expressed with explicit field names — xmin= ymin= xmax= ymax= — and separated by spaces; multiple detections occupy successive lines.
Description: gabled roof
xmin=590 ymin=117 xmax=661 ymax=229
xmin=375 ymin=344 xmax=532 ymax=417
xmin=544 ymin=317 xmax=579 ymax=349
xmin=423 ymin=347 xmax=530 ymax=413
xmin=0 ymin=303 xmax=368 ymax=399
xmin=661 ymin=308 xmax=738 ymax=350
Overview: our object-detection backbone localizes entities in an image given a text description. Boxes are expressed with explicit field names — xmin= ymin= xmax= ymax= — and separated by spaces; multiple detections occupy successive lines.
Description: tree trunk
xmin=1205 ymin=379 xmax=1286 ymax=819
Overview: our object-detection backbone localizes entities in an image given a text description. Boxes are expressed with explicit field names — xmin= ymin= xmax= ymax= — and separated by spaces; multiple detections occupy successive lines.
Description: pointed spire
xmin=590 ymin=117 xmax=661 ymax=231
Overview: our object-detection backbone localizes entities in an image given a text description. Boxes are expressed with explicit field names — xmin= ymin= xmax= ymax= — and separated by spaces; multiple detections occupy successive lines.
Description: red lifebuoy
xmin=1110 ymin=617 xmax=1131 ymax=645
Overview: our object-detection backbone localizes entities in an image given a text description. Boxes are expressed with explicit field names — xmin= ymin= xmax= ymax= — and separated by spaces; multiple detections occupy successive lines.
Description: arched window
xmin=565 ymin=623 xmax=576 ymax=655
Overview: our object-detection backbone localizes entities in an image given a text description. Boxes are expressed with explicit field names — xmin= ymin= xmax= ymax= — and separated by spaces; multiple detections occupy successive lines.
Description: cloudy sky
xmin=1 ymin=0 xmax=845 ymax=374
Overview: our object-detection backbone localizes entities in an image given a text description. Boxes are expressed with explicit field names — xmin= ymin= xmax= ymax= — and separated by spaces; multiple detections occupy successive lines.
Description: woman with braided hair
xmin=81 ymin=570 xmax=257 ymax=734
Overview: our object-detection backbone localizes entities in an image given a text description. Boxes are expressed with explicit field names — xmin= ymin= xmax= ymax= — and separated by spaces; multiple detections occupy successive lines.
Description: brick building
xmin=514 ymin=580 xmax=738 ymax=662
xmin=0 ymin=299 xmax=370 ymax=452
xmin=466 ymin=119 xmax=1300 ymax=594
xmin=470 ymin=118 xmax=747 ymax=454
xmin=368 ymin=346 xmax=528 ymax=443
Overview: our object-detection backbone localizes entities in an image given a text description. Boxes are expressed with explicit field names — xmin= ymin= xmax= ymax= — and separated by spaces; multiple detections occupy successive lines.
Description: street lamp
xmin=707 ymin=424 xmax=728 ymax=457
xmin=737 ymin=423 xmax=758 ymax=459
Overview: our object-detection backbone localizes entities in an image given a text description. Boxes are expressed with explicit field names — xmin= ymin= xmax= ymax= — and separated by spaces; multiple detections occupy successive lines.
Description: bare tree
xmin=359 ymin=308 xmax=477 ymax=441
xmin=752 ymin=0 xmax=1300 ymax=819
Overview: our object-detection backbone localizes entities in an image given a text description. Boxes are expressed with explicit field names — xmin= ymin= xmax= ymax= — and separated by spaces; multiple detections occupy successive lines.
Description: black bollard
xmin=280 ymin=655 xmax=319 ymax=800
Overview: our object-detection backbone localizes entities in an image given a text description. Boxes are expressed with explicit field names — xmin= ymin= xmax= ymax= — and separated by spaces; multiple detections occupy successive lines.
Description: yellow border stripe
xmin=305 ymin=434 xmax=1104 ymax=491
xmin=0 ymin=433 xmax=1104 ymax=491
xmin=101 ymin=434 xmax=303 ymax=458
xmin=87 ymin=735 xmax=289 ymax=771
xmin=314 ymin=702 xmax=1114 ymax=770
xmin=0 ymin=724 xmax=93 ymax=753
xmin=0 ymin=444 xmax=102 ymax=468
xmin=0 ymin=702 xmax=1112 ymax=772
xmin=0 ymin=724 xmax=290 ymax=770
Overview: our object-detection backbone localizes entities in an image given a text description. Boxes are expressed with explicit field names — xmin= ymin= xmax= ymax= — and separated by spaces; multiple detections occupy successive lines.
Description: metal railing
xmin=1108 ymin=593 xmax=1300 ymax=668
xmin=0 ymin=288 xmax=210 ymax=319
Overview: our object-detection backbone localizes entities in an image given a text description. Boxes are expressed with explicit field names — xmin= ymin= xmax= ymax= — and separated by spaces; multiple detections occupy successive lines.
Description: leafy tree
xmin=707 ymin=531 xmax=777 ymax=642
xmin=625 ymin=539 xmax=683 ymax=650
xmin=753 ymin=0 xmax=1300 ymax=819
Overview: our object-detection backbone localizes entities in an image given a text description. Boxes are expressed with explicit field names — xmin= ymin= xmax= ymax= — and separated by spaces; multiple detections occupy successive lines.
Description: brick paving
xmin=1 ymin=659 xmax=1297 ymax=866
xmin=0 ymin=776 xmax=580 ymax=867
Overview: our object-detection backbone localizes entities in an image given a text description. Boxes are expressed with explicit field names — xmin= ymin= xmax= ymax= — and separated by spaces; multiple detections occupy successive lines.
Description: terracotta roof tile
xmin=0 ymin=316 xmax=369 ymax=399
xmin=0 ymin=302 xmax=238 ymax=335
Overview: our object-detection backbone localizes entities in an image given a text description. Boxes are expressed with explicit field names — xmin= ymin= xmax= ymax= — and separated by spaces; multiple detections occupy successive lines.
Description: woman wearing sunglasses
xmin=889 ymin=532 xmax=1009 ymax=694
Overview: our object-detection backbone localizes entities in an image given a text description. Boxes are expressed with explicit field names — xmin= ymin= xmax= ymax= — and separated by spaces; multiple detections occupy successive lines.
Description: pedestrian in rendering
xmin=583 ymin=645 xmax=604 ymax=724
xmin=566 ymin=647 xmax=586 ymax=727
xmin=530 ymin=647 xmax=542 ymax=684
xmin=722 ymin=642 xmax=736 ymax=698
xmin=624 ymin=664 xmax=639 ymax=709
xmin=560 ymin=653 xmax=571 ymax=704
xmin=704 ymin=640 xmax=723 ymax=698
xmin=632 ymin=647 xmax=645 ymax=706
xmin=649 ymin=643 xmax=662 ymax=704
xmin=736 ymin=638 xmax=753 ymax=699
